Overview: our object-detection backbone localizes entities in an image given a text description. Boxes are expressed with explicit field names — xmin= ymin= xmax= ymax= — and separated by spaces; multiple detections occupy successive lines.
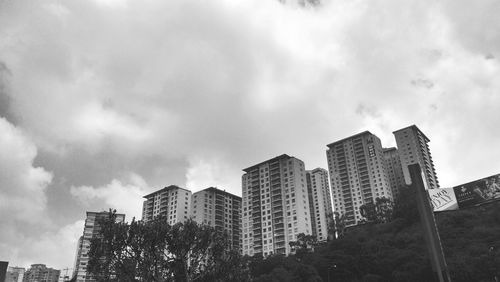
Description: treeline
xmin=86 ymin=214 xmax=249 ymax=281
xmin=86 ymin=188 xmax=500 ymax=281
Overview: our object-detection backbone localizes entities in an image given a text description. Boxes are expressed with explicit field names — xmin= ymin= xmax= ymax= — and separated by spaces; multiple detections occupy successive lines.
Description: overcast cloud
xmin=1 ymin=0 xmax=499 ymax=270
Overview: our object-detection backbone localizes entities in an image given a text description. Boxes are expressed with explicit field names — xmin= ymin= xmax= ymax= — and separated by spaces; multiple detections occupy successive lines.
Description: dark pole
xmin=489 ymin=246 xmax=498 ymax=282
xmin=409 ymin=164 xmax=451 ymax=282
xmin=328 ymin=265 xmax=337 ymax=282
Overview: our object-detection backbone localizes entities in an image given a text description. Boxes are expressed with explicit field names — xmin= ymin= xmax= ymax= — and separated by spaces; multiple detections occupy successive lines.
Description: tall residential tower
xmin=393 ymin=125 xmax=439 ymax=190
xmin=191 ymin=187 xmax=242 ymax=250
xmin=306 ymin=168 xmax=333 ymax=242
xmin=142 ymin=185 xmax=192 ymax=224
xmin=242 ymin=154 xmax=312 ymax=257
xmin=326 ymin=131 xmax=393 ymax=226
xmin=383 ymin=147 xmax=406 ymax=199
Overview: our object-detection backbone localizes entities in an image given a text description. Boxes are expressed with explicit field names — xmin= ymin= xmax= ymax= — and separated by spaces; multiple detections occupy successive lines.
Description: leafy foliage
xmin=87 ymin=212 xmax=249 ymax=282
xmin=359 ymin=197 xmax=394 ymax=224
xmin=249 ymin=192 xmax=500 ymax=282
xmin=89 ymin=196 xmax=500 ymax=282
xmin=288 ymin=233 xmax=318 ymax=260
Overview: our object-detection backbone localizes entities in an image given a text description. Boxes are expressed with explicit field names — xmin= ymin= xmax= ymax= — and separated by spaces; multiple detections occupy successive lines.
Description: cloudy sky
xmin=1 ymin=0 xmax=499 ymax=270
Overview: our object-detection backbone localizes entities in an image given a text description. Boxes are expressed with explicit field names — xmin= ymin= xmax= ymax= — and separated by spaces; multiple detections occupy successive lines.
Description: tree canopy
xmin=250 ymin=187 xmax=500 ymax=282
xmin=88 ymin=190 xmax=500 ymax=281
xmin=87 ymin=213 xmax=249 ymax=282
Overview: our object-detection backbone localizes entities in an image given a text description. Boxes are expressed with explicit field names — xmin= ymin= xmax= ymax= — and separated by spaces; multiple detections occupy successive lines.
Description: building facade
xmin=306 ymin=168 xmax=333 ymax=242
xmin=383 ymin=147 xmax=406 ymax=199
xmin=6 ymin=266 xmax=25 ymax=282
xmin=23 ymin=264 xmax=60 ymax=282
xmin=326 ymin=131 xmax=393 ymax=226
xmin=241 ymin=154 xmax=313 ymax=257
xmin=142 ymin=185 xmax=192 ymax=224
xmin=0 ymin=261 xmax=8 ymax=282
xmin=72 ymin=211 xmax=125 ymax=282
xmin=191 ymin=187 xmax=242 ymax=250
xmin=393 ymin=125 xmax=439 ymax=190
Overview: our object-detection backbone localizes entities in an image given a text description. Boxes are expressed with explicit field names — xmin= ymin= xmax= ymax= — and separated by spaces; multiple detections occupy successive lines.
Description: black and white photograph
xmin=1 ymin=0 xmax=499 ymax=281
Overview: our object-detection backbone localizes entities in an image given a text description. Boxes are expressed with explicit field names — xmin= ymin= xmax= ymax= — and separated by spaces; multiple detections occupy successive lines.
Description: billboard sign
xmin=452 ymin=173 xmax=500 ymax=208
xmin=428 ymin=188 xmax=458 ymax=211
xmin=430 ymin=173 xmax=500 ymax=212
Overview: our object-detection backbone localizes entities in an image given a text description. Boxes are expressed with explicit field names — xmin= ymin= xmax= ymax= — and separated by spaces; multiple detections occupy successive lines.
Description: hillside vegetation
xmin=250 ymin=188 xmax=500 ymax=282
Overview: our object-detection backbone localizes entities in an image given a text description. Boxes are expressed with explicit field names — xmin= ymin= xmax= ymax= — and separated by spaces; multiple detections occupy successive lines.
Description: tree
xmin=393 ymin=185 xmax=419 ymax=225
xmin=130 ymin=217 xmax=171 ymax=281
xmin=87 ymin=209 xmax=131 ymax=282
xmin=359 ymin=202 xmax=377 ymax=222
xmin=289 ymin=233 xmax=317 ymax=257
xmin=326 ymin=212 xmax=335 ymax=241
xmin=359 ymin=197 xmax=393 ymax=224
xmin=374 ymin=197 xmax=393 ymax=223
xmin=334 ymin=212 xmax=346 ymax=238
xmin=249 ymin=254 xmax=322 ymax=282
xmin=165 ymin=219 xmax=249 ymax=281
xmin=87 ymin=210 xmax=249 ymax=282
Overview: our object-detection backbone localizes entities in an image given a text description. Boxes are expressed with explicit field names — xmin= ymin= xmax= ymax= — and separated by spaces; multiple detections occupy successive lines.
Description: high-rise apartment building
xmin=306 ymin=168 xmax=333 ymax=242
xmin=241 ymin=154 xmax=312 ymax=257
xmin=326 ymin=131 xmax=393 ymax=226
xmin=191 ymin=187 xmax=242 ymax=250
xmin=6 ymin=266 xmax=25 ymax=282
xmin=72 ymin=236 xmax=83 ymax=281
xmin=393 ymin=125 xmax=439 ymax=190
xmin=23 ymin=264 xmax=60 ymax=282
xmin=73 ymin=211 xmax=125 ymax=282
xmin=383 ymin=147 xmax=406 ymax=199
xmin=142 ymin=185 xmax=192 ymax=224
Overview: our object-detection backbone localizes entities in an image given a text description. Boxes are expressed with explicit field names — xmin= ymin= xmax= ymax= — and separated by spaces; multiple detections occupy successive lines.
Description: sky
xmin=1 ymin=0 xmax=499 ymax=270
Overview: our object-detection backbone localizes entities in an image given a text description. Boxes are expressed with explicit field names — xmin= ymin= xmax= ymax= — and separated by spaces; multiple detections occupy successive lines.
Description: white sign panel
xmin=428 ymin=188 xmax=458 ymax=212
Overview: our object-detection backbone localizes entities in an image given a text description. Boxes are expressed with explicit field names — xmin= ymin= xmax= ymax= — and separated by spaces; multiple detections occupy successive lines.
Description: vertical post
xmin=409 ymin=164 xmax=451 ymax=282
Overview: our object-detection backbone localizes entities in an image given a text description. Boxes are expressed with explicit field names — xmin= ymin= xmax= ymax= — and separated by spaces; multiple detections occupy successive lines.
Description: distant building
xmin=71 ymin=236 xmax=83 ymax=281
xmin=326 ymin=131 xmax=394 ymax=226
xmin=242 ymin=154 xmax=313 ymax=257
xmin=72 ymin=211 xmax=125 ymax=282
xmin=393 ymin=125 xmax=439 ymax=189
xmin=6 ymin=266 xmax=25 ymax=282
xmin=191 ymin=187 xmax=242 ymax=250
xmin=57 ymin=268 xmax=72 ymax=282
xmin=142 ymin=185 xmax=192 ymax=224
xmin=23 ymin=264 xmax=60 ymax=282
xmin=306 ymin=168 xmax=333 ymax=242
xmin=0 ymin=261 xmax=8 ymax=282
xmin=383 ymin=147 xmax=406 ymax=199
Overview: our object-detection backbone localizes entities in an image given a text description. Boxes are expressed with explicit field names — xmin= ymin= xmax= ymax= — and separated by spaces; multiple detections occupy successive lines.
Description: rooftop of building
xmin=326 ymin=130 xmax=373 ymax=148
xmin=193 ymin=187 xmax=242 ymax=199
xmin=392 ymin=124 xmax=430 ymax=142
xmin=382 ymin=147 xmax=397 ymax=152
xmin=307 ymin=167 xmax=328 ymax=174
xmin=86 ymin=211 xmax=126 ymax=217
xmin=243 ymin=154 xmax=296 ymax=173
xmin=143 ymin=185 xmax=192 ymax=199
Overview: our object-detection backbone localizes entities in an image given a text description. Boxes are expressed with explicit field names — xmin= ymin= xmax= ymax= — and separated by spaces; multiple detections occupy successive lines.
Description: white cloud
xmin=0 ymin=116 xmax=55 ymax=266
xmin=0 ymin=117 xmax=52 ymax=223
xmin=28 ymin=220 xmax=84 ymax=269
xmin=0 ymin=220 xmax=84 ymax=270
xmin=186 ymin=154 xmax=242 ymax=193
xmin=70 ymin=173 xmax=149 ymax=220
